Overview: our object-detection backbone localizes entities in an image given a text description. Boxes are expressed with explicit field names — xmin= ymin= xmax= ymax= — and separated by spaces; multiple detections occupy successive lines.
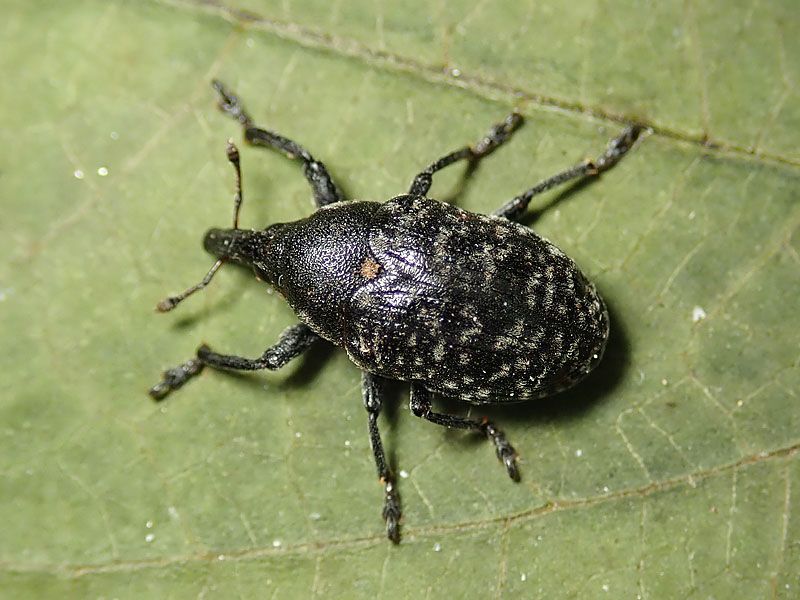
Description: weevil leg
xmin=409 ymin=383 xmax=520 ymax=481
xmin=148 ymin=357 xmax=204 ymax=401
xmin=362 ymin=371 xmax=401 ymax=542
xmin=212 ymin=80 xmax=344 ymax=208
xmin=150 ymin=323 xmax=319 ymax=400
xmin=493 ymin=124 xmax=646 ymax=222
xmin=408 ymin=111 xmax=523 ymax=197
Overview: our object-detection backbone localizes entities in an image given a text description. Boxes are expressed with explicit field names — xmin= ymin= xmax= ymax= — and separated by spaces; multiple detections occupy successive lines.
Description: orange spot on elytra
xmin=360 ymin=256 xmax=381 ymax=279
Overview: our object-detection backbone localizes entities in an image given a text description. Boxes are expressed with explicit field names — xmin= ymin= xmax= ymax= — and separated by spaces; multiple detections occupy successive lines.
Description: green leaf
xmin=2 ymin=0 xmax=798 ymax=597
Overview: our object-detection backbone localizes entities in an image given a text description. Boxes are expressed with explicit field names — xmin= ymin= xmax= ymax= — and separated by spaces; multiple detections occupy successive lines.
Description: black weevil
xmin=151 ymin=80 xmax=643 ymax=542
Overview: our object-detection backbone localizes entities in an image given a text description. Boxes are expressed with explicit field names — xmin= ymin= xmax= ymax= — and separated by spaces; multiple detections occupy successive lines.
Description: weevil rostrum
xmin=151 ymin=80 xmax=643 ymax=542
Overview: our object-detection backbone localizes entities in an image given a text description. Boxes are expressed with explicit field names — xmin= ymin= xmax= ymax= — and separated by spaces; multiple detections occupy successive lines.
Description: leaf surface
xmin=1 ymin=1 xmax=798 ymax=598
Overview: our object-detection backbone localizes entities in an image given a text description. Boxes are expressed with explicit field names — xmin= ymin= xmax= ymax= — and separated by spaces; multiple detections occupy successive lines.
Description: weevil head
xmin=203 ymin=225 xmax=287 ymax=285
xmin=202 ymin=201 xmax=381 ymax=344
xmin=204 ymin=227 xmax=269 ymax=264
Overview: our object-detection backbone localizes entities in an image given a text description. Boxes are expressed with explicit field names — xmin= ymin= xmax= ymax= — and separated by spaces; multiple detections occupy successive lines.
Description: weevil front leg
xmin=150 ymin=323 xmax=319 ymax=400
xmin=362 ymin=371 xmax=401 ymax=542
xmin=410 ymin=383 xmax=520 ymax=481
xmin=212 ymin=80 xmax=344 ymax=208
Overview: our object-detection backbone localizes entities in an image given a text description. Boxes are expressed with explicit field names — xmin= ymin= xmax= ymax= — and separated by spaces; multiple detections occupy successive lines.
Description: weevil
xmin=151 ymin=80 xmax=643 ymax=542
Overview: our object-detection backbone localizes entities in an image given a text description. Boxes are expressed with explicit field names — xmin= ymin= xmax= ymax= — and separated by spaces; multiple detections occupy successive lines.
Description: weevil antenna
xmin=155 ymin=259 xmax=225 ymax=312
xmin=227 ymin=139 xmax=244 ymax=229
xmin=155 ymin=140 xmax=245 ymax=312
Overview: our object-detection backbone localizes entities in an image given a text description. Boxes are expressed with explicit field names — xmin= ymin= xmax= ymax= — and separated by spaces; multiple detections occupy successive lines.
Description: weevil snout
xmin=204 ymin=228 xmax=248 ymax=262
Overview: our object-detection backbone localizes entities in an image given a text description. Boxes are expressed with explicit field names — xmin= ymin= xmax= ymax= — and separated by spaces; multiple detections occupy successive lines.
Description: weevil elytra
xmin=152 ymin=80 xmax=643 ymax=542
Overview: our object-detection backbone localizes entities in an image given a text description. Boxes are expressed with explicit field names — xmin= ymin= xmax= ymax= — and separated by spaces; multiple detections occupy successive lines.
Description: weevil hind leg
xmin=212 ymin=80 xmax=344 ymax=208
xmin=362 ymin=371 xmax=401 ymax=542
xmin=410 ymin=384 xmax=520 ymax=481
xmin=493 ymin=124 xmax=646 ymax=222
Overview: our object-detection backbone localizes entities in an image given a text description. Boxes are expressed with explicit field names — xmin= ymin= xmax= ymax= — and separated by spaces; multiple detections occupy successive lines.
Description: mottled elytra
xmin=151 ymin=80 xmax=644 ymax=542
